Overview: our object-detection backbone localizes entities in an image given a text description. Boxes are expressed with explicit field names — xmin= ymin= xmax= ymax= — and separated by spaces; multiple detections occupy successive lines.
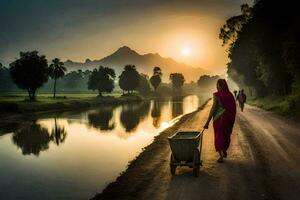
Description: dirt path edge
xmin=91 ymin=100 xmax=209 ymax=200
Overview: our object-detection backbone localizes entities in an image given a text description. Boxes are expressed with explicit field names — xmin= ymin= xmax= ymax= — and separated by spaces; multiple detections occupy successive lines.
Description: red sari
xmin=213 ymin=81 xmax=236 ymax=152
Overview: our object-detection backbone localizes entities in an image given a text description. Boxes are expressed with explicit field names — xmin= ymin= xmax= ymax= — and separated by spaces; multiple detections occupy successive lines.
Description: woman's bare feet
xmin=218 ymin=151 xmax=224 ymax=163
xmin=222 ymin=151 xmax=227 ymax=158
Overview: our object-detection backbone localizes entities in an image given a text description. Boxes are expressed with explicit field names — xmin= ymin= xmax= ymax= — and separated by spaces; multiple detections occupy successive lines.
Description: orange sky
xmin=0 ymin=0 xmax=252 ymax=74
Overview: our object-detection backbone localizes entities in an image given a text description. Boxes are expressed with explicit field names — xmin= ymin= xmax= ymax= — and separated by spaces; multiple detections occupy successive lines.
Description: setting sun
xmin=181 ymin=47 xmax=192 ymax=56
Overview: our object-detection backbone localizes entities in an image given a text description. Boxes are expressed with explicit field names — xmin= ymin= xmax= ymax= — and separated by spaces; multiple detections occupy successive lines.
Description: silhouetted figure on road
xmin=237 ymin=89 xmax=247 ymax=112
xmin=204 ymin=79 xmax=236 ymax=163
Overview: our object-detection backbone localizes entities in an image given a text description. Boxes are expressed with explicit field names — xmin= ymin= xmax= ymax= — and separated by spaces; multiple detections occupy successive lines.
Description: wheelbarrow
xmin=167 ymin=129 xmax=204 ymax=177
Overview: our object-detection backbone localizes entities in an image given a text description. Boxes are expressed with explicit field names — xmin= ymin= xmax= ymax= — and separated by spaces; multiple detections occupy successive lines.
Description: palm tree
xmin=49 ymin=58 xmax=67 ymax=98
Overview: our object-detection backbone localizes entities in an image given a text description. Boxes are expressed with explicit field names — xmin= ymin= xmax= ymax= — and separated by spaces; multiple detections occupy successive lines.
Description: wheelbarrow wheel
xmin=193 ymin=149 xmax=200 ymax=177
xmin=170 ymin=154 xmax=177 ymax=175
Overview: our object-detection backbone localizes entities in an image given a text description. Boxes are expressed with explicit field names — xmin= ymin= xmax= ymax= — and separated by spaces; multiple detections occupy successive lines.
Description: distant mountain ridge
xmin=64 ymin=46 xmax=209 ymax=81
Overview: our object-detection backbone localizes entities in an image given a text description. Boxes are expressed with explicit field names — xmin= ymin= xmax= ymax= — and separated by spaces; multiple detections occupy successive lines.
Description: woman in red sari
xmin=204 ymin=79 xmax=236 ymax=162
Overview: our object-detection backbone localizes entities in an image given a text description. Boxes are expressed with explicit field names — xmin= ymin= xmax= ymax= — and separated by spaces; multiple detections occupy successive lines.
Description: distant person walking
xmin=233 ymin=90 xmax=237 ymax=98
xmin=204 ymin=79 xmax=236 ymax=163
xmin=237 ymin=89 xmax=247 ymax=112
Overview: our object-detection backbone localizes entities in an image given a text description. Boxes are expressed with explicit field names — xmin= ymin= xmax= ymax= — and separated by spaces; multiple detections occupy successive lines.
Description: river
xmin=0 ymin=95 xmax=205 ymax=200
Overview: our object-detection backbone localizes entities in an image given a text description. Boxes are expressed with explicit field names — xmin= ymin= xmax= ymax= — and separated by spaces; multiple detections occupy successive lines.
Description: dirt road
xmin=94 ymin=101 xmax=300 ymax=200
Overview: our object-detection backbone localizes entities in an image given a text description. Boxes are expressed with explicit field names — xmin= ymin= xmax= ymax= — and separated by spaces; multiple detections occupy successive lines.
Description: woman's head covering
xmin=217 ymin=79 xmax=230 ymax=92
xmin=214 ymin=79 xmax=236 ymax=116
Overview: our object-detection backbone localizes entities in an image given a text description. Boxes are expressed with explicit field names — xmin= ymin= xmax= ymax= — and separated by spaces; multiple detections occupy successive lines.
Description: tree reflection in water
xmin=120 ymin=101 xmax=151 ymax=132
xmin=12 ymin=118 xmax=68 ymax=156
xmin=138 ymin=101 xmax=151 ymax=120
xmin=50 ymin=118 xmax=67 ymax=145
xmin=88 ymin=106 xmax=115 ymax=131
xmin=151 ymin=99 xmax=164 ymax=128
xmin=171 ymin=96 xmax=184 ymax=118
xmin=12 ymin=121 xmax=52 ymax=156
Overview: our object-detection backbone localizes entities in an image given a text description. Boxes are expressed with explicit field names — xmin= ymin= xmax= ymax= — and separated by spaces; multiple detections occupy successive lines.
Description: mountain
xmin=64 ymin=46 xmax=210 ymax=81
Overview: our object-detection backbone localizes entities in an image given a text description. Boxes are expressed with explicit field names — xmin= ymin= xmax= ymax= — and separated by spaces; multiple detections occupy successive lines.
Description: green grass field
xmin=0 ymin=90 xmax=140 ymax=114
xmin=0 ymin=90 xmax=123 ymax=100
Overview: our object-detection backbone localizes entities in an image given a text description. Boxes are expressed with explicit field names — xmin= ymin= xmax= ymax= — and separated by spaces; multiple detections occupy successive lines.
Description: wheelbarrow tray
xmin=167 ymin=131 xmax=202 ymax=162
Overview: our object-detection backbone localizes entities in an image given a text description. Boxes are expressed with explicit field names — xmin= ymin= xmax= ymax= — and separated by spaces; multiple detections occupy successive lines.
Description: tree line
xmin=1 ymin=51 xmax=187 ymax=100
xmin=220 ymin=0 xmax=300 ymax=104
xmin=8 ymin=97 xmax=186 ymax=156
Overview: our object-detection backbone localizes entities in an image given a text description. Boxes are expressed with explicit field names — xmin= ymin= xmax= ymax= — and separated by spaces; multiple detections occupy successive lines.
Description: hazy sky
xmin=0 ymin=0 xmax=251 ymax=74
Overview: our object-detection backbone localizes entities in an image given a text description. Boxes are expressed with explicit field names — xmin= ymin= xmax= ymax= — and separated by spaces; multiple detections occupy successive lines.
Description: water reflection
xmin=0 ymin=122 xmax=24 ymax=136
xmin=11 ymin=118 xmax=67 ymax=156
xmin=12 ymin=121 xmax=52 ymax=156
xmin=0 ymin=95 xmax=202 ymax=200
xmin=50 ymin=118 xmax=67 ymax=145
xmin=120 ymin=101 xmax=151 ymax=132
xmin=88 ymin=106 xmax=116 ymax=131
xmin=8 ymin=96 xmax=196 ymax=156
xmin=151 ymin=100 xmax=164 ymax=128
xmin=171 ymin=96 xmax=184 ymax=118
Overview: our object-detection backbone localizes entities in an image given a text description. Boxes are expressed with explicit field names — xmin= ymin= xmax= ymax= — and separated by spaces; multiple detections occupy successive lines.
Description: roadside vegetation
xmin=220 ymin=0 xmax=300 ymax=117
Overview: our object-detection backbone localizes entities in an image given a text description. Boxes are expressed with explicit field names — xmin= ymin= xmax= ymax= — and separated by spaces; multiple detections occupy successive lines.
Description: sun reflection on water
xmin=0 ymin=95 xmax=202 ymax=200
xmin=161 ymin=122 xmax=170 ymax=129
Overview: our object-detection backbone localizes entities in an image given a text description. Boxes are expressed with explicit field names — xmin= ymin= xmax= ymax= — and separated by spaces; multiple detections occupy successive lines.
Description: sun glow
xmin=181 ymin=47 xmax=191 ymax=56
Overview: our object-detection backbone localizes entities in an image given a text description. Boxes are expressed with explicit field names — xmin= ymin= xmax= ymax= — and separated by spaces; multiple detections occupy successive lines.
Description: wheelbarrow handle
xmin=199 ymin=128 xmax=205 ymax=159
xmin=200 ymin=128 xmax=205 ymax=135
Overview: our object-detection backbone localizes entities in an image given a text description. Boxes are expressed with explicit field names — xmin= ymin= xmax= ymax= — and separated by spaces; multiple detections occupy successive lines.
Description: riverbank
xmin=0 ymin=91 xmax=206 ymax=118
xmin=91 ymin=100 xmax=209 ymax=200
xmin=0 ymin=94 xmax=144 ymax=116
